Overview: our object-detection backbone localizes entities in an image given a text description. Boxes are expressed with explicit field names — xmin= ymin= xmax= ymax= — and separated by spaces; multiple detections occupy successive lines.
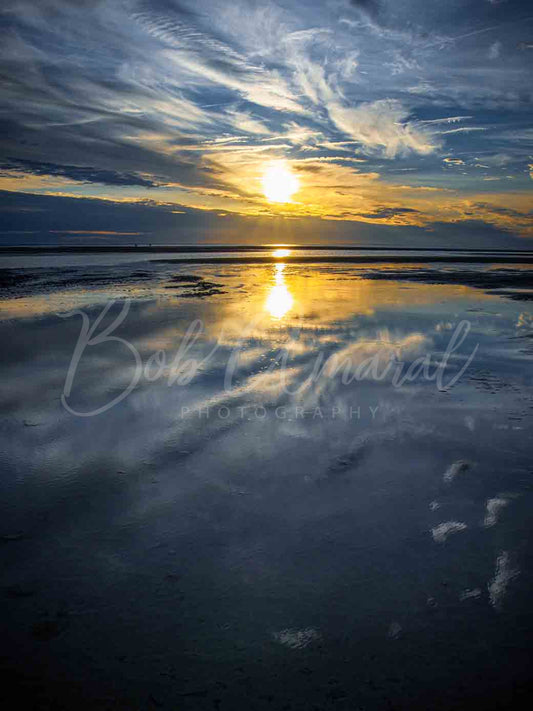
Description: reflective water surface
xmin=0 ymin=255 xmax=532 ymax=709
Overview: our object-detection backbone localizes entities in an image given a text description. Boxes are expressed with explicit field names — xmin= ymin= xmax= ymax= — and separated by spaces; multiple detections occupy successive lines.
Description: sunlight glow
xmin=262 ymin=163 xmax=299 ymax=203
xmin=273 ymin=248 xmax=291 ymax=258
xmin=265 ymin=264 xmax=293 ymax=319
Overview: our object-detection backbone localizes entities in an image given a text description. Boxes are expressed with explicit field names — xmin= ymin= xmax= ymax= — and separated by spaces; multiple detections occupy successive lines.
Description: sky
xmin=0 ymin=0 xmax=532 ymax=246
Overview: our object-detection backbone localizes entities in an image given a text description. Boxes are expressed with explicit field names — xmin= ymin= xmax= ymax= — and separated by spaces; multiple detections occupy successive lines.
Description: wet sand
xmin=0 ymin=254 xmax=532 ymax=709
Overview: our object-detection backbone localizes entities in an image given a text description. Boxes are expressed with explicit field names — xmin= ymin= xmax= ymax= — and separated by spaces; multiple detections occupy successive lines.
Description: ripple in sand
xmin=483 ymin=496 xmax=510 ymax=528
xmin=459 ymin=588 xmax=482 ymax=601
xmin=431 ymin=521 xmax=467 ymax=543
xmin=488 ymin=551 xmax=519 ymax=609
xmin=273 ymin=628 xmax=321 ymax=650
xmin=443 ymin=460 xmax=470 ymax=483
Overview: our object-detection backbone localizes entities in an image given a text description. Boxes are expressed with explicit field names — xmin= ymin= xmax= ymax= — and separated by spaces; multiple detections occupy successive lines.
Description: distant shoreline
xmin=1 ymin=244 xmax=533 ymax=259
xmin=150 ymin=255 xmax=533 ymax=264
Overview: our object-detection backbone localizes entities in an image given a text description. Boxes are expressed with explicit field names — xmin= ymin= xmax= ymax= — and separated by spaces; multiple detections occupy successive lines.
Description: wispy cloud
xmin=327 ymin=100 xmax=440 ymax=158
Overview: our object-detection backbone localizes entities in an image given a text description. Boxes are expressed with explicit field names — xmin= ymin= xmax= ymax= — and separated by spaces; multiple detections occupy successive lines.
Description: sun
xmin=262 ymin=163 xmax=299 ymax=203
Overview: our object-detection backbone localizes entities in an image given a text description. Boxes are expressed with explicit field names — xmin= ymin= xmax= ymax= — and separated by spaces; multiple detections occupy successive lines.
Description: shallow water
xmin=0 ymin=256 xmax=532 ymax=709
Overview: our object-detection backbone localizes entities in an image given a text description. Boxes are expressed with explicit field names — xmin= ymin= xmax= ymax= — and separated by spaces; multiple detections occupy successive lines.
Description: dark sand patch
xmin=0 ymin=266 xmax=154 ymax=299
xmin=359 ymin=267 xmax=533 ymax=301
xmin=164 ymin=275 xmax=226 ymax=297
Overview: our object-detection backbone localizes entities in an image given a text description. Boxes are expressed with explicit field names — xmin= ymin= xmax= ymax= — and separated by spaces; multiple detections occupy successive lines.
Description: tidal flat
xmin=0 ymin=252 xmax=532 ymax=710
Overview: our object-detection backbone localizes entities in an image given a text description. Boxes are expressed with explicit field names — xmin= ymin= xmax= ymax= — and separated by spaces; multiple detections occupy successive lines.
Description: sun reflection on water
xmin=265 ymin=263 xmax=294 ymax=319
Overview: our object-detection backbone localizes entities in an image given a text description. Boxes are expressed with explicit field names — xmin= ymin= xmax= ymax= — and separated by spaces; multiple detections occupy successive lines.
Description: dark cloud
xmin=0 ymin=191 xmax=528 ymax=249
xmin=0 ymin=190 xmax=206 ymax=239
xmin=295 ymin=164 xmax=324 ymax=173
xmin=471 ymin=202 xmax=532 ymax=219
xmin=0 ymin=117 xmax=232 ymax=194
xmin=361 ymin=207 xmax=419 ymax=219
xmin=1 ymin=159 xmax=164 ymax=187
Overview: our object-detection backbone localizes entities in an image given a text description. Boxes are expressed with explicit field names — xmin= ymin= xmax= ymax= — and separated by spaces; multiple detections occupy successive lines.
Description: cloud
xmin=360 ymin=206 xmax=420 ymax=220
xmin=278 ymin=123 xmax=324 ymax=146
xmin=224 ymin=110 xmax=272 ymax=135
xmin=2 ymin=188 xmax=530 ymax=248
xmin=489 ymin=40 xmax=502 ymax=59
xmin=475 ymin=153 xmax=513 ymax=166
xmin=0 ymin=159 xmax=165 ymax=187
xmin=441 ymin=127 xmax=486 ymax=135
xmin=327 ymin=99 xmax=440 ymax=158
xmin=420 ymin=116 xmax=472 ymax=126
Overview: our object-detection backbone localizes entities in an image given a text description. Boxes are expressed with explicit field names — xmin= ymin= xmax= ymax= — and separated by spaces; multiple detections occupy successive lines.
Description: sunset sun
xmin=262 ymin=163 xmax=299 ymax=203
